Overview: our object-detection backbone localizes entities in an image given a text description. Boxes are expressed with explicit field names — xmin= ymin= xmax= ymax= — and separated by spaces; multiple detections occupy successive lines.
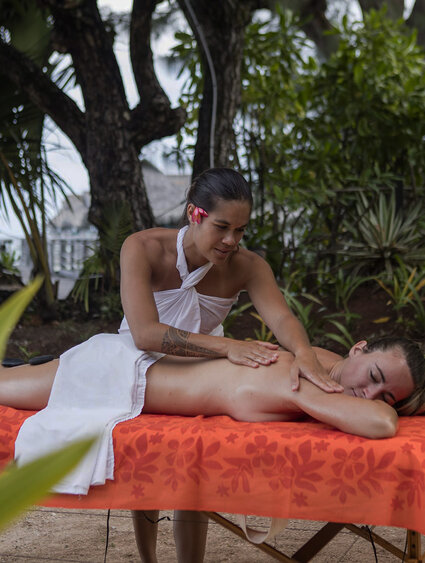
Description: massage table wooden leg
xmin=345 ymin=524 xmax=408 ymax=560
xmin=292 ymin=523 xmax=345 ymax=561
xmin=204 ymin=514 xmax=345 ymax=562
xmin=204 ymin=513 xmax=423 ymax=562
xmin=290 ymin=523 xmax=416 ymax=562
xmin=406 ymin=530 xmax=423 ymax=563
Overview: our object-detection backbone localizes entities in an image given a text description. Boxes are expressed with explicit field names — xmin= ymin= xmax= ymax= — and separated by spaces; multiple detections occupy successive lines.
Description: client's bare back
xmin=144 ymin=351 xmax=302 ymax=422
xmin=0 ymin=360 xmax=58 ymax=410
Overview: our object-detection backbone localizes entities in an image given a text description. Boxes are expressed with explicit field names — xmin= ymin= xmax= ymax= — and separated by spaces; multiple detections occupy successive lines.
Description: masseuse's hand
xmin=290 ymin=349 xmax=343 ymax=393
xmin=227 ymin=339 xmax=279 ymax=368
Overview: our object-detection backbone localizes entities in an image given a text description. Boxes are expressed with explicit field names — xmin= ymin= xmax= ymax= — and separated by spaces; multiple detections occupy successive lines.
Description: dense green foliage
xmin=174 ymin=7 xmax=425 ymax=342
xmin=241 ymin=9 xmax=425 ymax=279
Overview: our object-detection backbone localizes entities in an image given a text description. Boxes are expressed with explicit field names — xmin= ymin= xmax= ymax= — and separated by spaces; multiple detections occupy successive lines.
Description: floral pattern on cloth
xmin=2 ymin=405 xmax=425 ymax=534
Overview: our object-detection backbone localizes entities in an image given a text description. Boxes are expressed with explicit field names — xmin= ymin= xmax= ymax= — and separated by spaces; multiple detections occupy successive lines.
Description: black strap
xmin=365 ymin=525 xmax=378 ymax=562
xmin=103 ymin=509 xmax=111 ymax=563
xmin=140 ymin=511 xmax=172 ymax=524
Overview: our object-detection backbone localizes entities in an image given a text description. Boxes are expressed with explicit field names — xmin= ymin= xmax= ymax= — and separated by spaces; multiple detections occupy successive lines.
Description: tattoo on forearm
xmin=161 ymin=326 xmax=220 ymax=357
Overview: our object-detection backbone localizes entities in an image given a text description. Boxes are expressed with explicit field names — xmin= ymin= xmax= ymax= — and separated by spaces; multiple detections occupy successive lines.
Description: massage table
xmin=1 ymin=404 xmax=424 ymax=562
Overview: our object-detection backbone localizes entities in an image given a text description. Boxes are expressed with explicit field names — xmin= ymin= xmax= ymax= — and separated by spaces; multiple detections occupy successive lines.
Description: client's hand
xmin=227 ymin=340 xmax=279 ymax=368
xmin=290 ymin=350 xmax=343 ymax=393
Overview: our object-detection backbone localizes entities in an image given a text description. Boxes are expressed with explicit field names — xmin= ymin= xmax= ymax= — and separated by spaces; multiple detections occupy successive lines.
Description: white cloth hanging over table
xmin=15 ymin=226 xmax=238 ymax=495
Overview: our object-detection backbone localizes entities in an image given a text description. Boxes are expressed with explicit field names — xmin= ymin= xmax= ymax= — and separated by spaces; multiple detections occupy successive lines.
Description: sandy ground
xmin=0 ymin=507 xmax=415 ymax=562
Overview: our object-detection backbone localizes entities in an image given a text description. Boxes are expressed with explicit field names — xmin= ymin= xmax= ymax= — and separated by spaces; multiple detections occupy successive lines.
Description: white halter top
xmin=119 ymin=225 xmax=237 ymax=335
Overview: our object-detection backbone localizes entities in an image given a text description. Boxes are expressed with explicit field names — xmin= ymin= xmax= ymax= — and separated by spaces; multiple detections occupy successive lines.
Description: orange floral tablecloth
xmin=1 ymin=405 xmax=424 ymax=534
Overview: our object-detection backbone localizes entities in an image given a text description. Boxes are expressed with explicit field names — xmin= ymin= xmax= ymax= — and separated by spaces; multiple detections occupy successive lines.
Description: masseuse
xmin=120 ymin=166 xmax=340 ymax=562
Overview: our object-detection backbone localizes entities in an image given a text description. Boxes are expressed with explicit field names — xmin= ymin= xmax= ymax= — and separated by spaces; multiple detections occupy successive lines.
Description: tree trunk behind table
xmin=47 ymin=0 xmax=156 ymax=231
xmin=83 ymin=119 xmax=155 ymax=231
xmin=179 ymin=0 xmax=262 ymax=179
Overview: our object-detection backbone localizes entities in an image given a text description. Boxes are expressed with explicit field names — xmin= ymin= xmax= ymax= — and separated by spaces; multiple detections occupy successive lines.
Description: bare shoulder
xmin=121 ymin=228 xmax=181 ymax=290
xmin=312 ymin=346 xmax=343 ymax=371
xmin=121 ymin=228 xmax=177 ymax=259
xmin=228 ymin=247 xmax=271 ymax=283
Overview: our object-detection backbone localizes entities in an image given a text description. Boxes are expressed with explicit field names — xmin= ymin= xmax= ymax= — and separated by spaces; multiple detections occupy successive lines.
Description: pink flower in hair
xmin=192 ymin=206 xmax=208 ymax=224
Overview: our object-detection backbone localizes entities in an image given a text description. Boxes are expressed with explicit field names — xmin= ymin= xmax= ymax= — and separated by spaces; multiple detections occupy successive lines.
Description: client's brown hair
xmin=365 ymin=337 xmax=425 ymax=415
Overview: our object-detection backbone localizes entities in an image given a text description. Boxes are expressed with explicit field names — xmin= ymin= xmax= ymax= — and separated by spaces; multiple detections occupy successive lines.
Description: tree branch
xmin=0 ymin=39 xmax=86 ymax=156
xmin=130 ymin=0 xmax=167 ymax=109
xmin=297 ymin=0 xmax=339 ymax=59
xmin=129 ymin=104 xmax=186 ymax=149
xmin=275 ymin=0 xmax=339 ymax=59
xmin=129 ymin=0 xmax=186 ymax=148
xmin=39 ymin=0 xmax=128 ymax=114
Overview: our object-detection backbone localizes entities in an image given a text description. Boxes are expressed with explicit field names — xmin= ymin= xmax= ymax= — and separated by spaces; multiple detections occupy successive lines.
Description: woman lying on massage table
xmin=143 ymin=336 xmax=425 ymax=437
xmin=1 ymin=337 xmax=422 ymax=432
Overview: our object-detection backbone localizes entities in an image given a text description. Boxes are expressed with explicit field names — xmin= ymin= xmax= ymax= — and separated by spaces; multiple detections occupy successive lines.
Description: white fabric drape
xmin=15 ymin=227 xmax=237 ymax=495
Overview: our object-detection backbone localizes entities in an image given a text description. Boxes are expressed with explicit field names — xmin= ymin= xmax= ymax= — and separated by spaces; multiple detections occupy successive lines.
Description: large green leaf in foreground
xmin=0 ymin=438 xmax=95 ymax=530
xmin=0 ymin=276 xmax=43 ymax=360
xmin=0 ymin=278 xmax=96 ymax=530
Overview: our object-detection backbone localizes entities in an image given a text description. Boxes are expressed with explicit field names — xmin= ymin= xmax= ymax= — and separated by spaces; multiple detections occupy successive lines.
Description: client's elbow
xmin=368 ymin=406 xmax=399 ymax=439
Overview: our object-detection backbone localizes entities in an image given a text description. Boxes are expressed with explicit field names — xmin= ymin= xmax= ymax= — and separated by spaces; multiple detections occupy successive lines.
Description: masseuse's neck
xmin=183 ymin=227 xmax=209 ymax=271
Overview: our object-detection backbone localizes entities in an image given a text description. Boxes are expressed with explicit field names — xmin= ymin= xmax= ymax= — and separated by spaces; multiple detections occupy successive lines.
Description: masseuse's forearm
xmin=161 ymin=326 xmax=228 ymax=357
xmin=134 ymin=323 xmax=229 ymax=358
xmin=273 ymin=313 xmax=312 ymax=355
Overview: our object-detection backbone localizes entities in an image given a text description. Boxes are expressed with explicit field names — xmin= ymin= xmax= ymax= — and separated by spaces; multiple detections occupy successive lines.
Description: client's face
xmin=339 ymin=342 xmax=414 ymax=406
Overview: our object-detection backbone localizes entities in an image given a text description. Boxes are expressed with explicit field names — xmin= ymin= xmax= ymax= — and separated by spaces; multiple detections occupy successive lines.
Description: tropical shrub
xmin=375 ymin=262 xmax=425 ymax=335
xmin=340 ymin=193 xmax=425 ymax=278
xmin=72 ymin=202 xmax=132 ymax=313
